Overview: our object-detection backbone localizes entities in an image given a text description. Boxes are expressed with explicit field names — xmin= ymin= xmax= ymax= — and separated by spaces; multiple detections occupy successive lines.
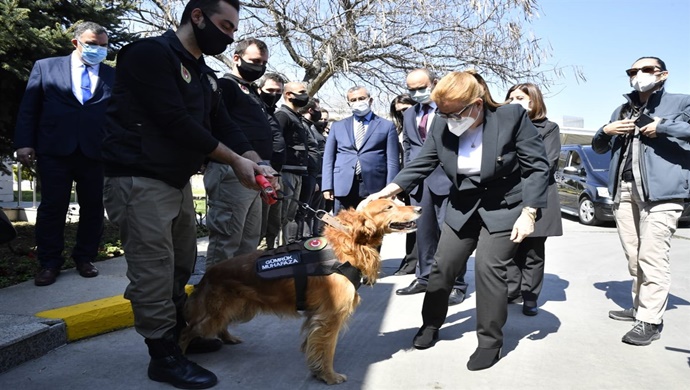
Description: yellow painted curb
xmin=36 ymin=295 xmax=133 ymax=341
xmin=35 ymin=285 xmax=196 ymax=342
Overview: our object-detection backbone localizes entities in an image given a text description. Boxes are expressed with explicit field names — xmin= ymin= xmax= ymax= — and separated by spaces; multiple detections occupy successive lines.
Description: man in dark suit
xmin=396 ymin=69 xmax=467 ymax=305
xmin=14 ymin=21 xmax=114 ymax=286
xmin=322 ymin=86 xmax=400 ymax=213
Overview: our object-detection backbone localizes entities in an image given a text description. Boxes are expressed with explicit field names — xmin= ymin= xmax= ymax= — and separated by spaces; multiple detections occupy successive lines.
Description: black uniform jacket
xmin=102 ymin=30 xmax=252 ymax=189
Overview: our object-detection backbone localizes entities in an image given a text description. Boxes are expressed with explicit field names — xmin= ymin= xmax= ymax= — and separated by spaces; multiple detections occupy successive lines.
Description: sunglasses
xmin=625 ymin=66 xmax=661 ymax=77
xmin=435 ymin=103 xmax=473 ymax=120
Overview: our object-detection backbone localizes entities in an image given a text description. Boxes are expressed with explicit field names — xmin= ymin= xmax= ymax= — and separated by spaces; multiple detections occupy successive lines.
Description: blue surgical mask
xmin=79 ymin=41 xmax=107 ymax=65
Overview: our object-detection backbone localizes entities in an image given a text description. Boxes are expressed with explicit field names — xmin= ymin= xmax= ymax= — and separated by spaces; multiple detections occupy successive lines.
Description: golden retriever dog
xmin=180 ymin=199 xmax=420 ymax=385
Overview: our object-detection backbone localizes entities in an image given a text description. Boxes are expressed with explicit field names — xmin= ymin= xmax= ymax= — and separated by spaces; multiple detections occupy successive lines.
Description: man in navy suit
xmin=14 ymin=22 xmax=114 ymax=286
xmin=322 ymin=86 xmax=400 ymax=213
xmin=396 ymin=69 xmax=468 ymax=305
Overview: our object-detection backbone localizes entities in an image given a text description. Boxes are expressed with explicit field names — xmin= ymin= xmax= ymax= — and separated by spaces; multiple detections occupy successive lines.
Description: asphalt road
xmin=1 ymin=216 xmax=688 ymax=390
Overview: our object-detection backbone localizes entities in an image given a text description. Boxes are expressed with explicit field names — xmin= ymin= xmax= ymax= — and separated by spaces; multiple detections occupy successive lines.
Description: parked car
xmin=555 ymin=144 xmax=690 ymax=226
xmin=555 ymin=145 xmax=614 ymax=225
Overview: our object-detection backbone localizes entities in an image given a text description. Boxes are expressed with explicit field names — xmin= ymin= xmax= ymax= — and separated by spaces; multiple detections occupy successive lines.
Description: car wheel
xmin=578 ymin=197 xmax=599 ymax=225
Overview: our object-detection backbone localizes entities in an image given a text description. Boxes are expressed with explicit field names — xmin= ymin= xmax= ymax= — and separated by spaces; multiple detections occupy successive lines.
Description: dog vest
xmin=255 ymin=237 xmax=362 ymax=311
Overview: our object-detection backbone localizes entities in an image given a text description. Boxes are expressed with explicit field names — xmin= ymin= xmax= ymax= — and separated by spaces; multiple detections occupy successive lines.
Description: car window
xmin=582 ymin=147 xmax=611 ymax=170
xmin=569 ymin=152 xmax=582 ymax=169
xmin=558 ymin=150 xmax=569 ymax=169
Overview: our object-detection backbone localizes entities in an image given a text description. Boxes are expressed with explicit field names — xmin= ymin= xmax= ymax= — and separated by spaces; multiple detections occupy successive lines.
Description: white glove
xmin=510 ymin=207 xmax=536 ymax=243
xmin=356 ymin=183 xmax=402 ymax=211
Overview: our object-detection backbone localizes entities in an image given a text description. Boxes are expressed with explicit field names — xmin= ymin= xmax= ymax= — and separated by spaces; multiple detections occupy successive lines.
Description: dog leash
xmin=279 ymin=179 xmax=348 ymax=232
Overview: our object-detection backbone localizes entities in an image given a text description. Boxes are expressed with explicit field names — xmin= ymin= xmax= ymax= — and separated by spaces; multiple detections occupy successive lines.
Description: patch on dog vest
xmin=304 ymin=237 xmax=327 ymax=251
xmin=255 ymin=238 xmax=362 ymax=311
xmin=257 ymin=252 xmax=301 ymax=271
xmin=256 ymin=239 xmax=334 ymax=278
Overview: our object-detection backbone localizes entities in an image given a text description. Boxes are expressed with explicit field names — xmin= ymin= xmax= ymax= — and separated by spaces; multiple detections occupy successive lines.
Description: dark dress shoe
xmin=394 ymin=260 xmax=417 ymax=275
xmin=412 ymin=326 xmax=439 ymax=349
xmin=76 ymin=262 xmax=99 ymax=278
xmin=185 ymin=337 xmax=223 ymax=354
xmin=35 ymin=268 xmax=60 ymax=286
xmin=522 ymin=301 xmax=538 ymax=316
xmin=448 ymin=289 xmax=465 ymax=306
xmin=148 ymin=354 xmax=218 ymax=389
xmin=396 ymin=280 xmax=426 ymax=295
xmin=467 ymin=347 xmax=501 ymax=371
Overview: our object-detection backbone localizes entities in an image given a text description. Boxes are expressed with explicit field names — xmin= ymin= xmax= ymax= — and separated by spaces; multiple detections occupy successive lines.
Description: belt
xmin=622 ymin=171 xmax=634 ymax=182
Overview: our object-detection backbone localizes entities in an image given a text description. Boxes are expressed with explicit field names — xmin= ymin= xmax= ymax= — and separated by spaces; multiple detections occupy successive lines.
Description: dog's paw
xmin=219 ymin=330 xmax=243 ymax=344
xmin=318 ymin=372 xmax=347 ymax=385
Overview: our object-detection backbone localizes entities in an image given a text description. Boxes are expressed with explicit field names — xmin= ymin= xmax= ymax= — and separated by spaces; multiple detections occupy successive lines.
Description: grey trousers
xmin=614 ymin=180 xmax=682 ymax=324
xmin=204 ymin=162 xmax=262 ymax=267
xmin=103 ymin=176 xmax=197 ymax=339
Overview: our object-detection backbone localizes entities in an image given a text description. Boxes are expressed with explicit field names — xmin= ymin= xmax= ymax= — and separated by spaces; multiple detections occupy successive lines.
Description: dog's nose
xmin=414 ymin=206 xmax=422 ymax=214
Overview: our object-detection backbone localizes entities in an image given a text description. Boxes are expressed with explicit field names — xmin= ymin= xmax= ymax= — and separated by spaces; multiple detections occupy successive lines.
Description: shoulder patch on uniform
xmin=181 ymin=64 xmax=191 ymax=83
xmin=239 ymin=84 xmax=250 ymax=94
xmin=304 ymin=237 xmax=328 ymax=251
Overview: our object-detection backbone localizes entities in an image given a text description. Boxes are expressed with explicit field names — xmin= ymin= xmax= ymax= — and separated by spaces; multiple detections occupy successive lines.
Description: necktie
xmin=81 ymin=65 xmax=92 ymax=103
xmin=418 ymin=104 xmax=430 ymax=141
xmin=355 ymin=119 xmax=365 ymax=174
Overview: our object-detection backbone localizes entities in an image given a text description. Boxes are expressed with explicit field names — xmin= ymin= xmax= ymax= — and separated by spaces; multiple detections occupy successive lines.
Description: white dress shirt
xmin=456 ymin=124 xmax=484 ymax=176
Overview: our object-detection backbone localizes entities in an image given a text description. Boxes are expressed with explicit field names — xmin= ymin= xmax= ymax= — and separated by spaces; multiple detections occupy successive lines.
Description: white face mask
xmin=446 ymin=105 xmax=476 ymax=137
xmin=410 ymin=88 xmax=432 ymax=104
xmin=631 ymin=72 xmax=658 ymax=93
xmin=510 ymin=99 xmax=531 ymax=112
xmin=351 ymin=100 xmax=371 ymax=116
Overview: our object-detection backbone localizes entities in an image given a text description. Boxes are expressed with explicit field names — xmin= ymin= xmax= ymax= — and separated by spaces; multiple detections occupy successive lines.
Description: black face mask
xmin=315 ymin=120 xmax=328 ymax=132
xmin=237 ymin=57 xmax=266 ymax=82
xmin=310 ymin=109 xmax=322 ymax=122
xmin=290 ymin=92 xmax=310 ymax=107
xmin=192 ymin=11 xmax=234 ymax=56
xmin=260 ymin=91 xmax=281 ymax=107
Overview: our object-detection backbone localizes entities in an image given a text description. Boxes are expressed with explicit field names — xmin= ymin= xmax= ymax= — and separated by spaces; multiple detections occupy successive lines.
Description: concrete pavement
xmin=0 ymin=218 xmax=689 ymax=389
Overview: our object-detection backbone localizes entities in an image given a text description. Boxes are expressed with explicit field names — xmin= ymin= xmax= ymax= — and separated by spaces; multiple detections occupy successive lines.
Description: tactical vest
xmin=255 ymin=237 xmax=362 ymax=310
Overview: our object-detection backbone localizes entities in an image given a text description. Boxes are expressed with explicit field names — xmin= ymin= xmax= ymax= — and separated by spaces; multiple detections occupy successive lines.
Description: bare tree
xmin=126 ymin=0 xmax=581 ymax=104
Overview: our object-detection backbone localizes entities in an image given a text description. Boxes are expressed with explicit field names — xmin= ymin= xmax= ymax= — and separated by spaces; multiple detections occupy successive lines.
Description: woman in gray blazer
xmin=361 ymin=71 xmax=549 ymax=370
xmin=505 ymin=83 xmax=563 ymax=316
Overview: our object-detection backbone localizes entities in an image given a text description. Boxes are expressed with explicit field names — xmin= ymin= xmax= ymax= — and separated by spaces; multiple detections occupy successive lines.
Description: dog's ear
xmin=353 ymin=213 xmax=380 ymax=244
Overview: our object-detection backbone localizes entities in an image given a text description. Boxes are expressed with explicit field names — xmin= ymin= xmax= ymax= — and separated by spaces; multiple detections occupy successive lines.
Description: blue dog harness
xmin=256 ymin=237 xmax=362 ymax=311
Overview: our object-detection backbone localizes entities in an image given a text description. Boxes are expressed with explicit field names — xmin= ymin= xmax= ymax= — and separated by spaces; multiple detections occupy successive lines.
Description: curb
xmin=35 ymin=285 xmax=196 ymax=342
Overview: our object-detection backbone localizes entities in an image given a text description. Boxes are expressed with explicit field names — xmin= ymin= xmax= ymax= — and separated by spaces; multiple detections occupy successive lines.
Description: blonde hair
xmin=431 ymin=70 xmax=502 ymax=110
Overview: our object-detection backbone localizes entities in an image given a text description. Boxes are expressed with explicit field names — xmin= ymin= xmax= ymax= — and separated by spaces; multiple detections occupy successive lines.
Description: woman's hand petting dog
xmin=357 ymin=183 xmax=403 ymax=211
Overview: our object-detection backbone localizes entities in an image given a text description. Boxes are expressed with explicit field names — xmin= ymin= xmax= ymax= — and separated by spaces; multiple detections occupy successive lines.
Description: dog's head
xmin=359 ymin=198 xmax=421 ymax=234
xmin=330 ymin=199 xmax=421 ymax=246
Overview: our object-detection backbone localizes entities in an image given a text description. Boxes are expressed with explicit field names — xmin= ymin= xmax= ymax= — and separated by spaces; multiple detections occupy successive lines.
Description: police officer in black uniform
xmin=101 ymin=1 xmax=277 ymax=388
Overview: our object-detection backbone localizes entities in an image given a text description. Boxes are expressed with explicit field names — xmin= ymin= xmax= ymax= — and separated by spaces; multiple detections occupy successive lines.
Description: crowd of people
xmin=11 ymin=0 xmax=690 ymax=387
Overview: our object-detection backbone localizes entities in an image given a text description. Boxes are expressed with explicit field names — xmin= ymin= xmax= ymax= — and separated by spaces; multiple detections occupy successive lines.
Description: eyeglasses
xmin=407 ymin=86 xmax=430 ymax=93
xmin=348 ymin=96 xmax=369 ymax=103
xmin=625 ymin=66 xmax=661 ymax=77
xmin=435 ymin=103 xmax=472 ymax=120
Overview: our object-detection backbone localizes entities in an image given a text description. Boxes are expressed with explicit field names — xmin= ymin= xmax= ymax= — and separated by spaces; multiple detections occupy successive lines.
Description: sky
xmin=521 ymin=0 xmax=690 ymax=130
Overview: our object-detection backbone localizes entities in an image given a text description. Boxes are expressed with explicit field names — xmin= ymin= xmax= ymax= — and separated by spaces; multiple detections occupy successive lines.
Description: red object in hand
xmin=256 ymin=174 xmax=277 ymax=205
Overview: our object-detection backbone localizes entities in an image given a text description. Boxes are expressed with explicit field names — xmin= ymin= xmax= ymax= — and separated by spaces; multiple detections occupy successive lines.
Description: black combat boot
xmin=145 ymin=336 xmax=218 ymax=389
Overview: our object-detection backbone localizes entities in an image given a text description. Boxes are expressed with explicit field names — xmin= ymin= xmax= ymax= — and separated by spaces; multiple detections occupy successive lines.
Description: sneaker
xmin=608 ymin=307 xmax=636 ymax=321
xmin=621 ymin=321 xmax=661 ymax=346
